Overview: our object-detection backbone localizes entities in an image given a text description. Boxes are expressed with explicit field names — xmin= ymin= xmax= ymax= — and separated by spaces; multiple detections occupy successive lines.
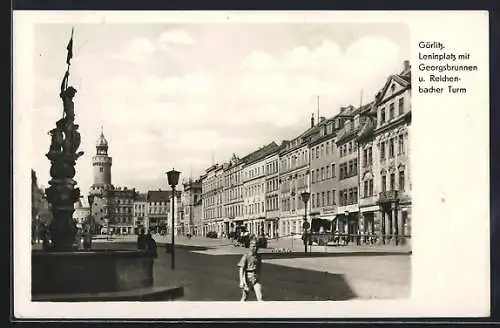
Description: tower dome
xmin=96 ymin=132 xmax=108 ymax=148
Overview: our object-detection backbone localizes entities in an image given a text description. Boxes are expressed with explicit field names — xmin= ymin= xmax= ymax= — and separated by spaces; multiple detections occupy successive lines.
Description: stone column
xmin=392 ymin=205 xmax=398 ymax=245
xmin=385 ymin=210 xmax=392 ymax=244
xmin=380 ymin=211 xmax=386 ymax=244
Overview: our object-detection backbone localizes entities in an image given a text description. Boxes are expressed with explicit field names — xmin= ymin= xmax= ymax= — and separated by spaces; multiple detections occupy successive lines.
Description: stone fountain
xmin=31 ymin=34 xmax=183 ymax=301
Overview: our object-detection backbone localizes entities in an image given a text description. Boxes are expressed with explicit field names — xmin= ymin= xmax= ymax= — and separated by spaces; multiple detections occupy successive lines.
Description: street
xmin=93 ymin=239 xmax=411 ymax=301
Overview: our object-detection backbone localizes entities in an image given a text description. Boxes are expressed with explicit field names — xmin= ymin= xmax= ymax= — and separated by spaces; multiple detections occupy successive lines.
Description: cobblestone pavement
xmin=91 ymin=241 xmax=411 ymax=301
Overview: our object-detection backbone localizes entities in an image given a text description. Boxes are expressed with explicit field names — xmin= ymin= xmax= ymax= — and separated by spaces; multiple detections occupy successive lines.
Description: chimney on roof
xmin=311 ymin=113 xmax=315 ymax=128
xmin=403 ymin=60 xmax=410 ymax=71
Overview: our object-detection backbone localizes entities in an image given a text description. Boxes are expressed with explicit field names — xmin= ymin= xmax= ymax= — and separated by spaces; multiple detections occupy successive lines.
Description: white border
xmin=13 ymin=10 xmax=490 ymax=319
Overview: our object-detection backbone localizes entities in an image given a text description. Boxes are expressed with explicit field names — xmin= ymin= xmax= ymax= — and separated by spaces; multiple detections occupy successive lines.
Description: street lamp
xmin=301 ymin=191 xmax=311 ymax=255
xmin=167 ymin=168 xmax=181 ymax=270
xmin=87 ymin=194 xmax=95 ymax=234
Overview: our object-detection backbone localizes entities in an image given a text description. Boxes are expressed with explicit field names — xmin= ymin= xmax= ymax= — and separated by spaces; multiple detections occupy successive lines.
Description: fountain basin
xmin=31 ymin=249 xmax=182 ymax=301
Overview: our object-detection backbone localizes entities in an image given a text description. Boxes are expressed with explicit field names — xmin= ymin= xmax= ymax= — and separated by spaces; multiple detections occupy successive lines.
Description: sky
xmin=31 ymin=22 xmax=409 ymax=197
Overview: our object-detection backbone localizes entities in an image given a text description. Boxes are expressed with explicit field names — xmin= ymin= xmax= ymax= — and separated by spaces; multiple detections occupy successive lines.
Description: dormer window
xmin=391 ymin=84 xmax=396 ymax=93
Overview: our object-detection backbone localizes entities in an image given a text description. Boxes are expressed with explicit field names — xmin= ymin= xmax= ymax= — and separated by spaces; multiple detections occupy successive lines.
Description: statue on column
xmin=44 ymin=32 xmax=85 ymax=250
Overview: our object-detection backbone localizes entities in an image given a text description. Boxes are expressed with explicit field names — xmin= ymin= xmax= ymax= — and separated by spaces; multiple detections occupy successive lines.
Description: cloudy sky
xmin=31 ymin=22 xmax=409 ymax=196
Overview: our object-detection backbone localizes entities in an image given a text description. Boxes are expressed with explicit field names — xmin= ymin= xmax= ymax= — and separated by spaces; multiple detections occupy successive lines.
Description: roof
xmin=357 ymin=116 xmax=377 ymax=142
xmin=135 ymin=193 xmax=148 ymax=202
xmin=147 ymin=190 xmax=181 ymax=202
xmin=242 ymin=141 xmax=279 ymax=166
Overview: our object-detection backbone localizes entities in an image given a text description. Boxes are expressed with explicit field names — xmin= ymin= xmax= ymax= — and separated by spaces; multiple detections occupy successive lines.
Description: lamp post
xmin=301 ymin=191 xmax=311 ymax=255
xmin=167 ymin=168 xmax=180 ymax=270
xmin=87 ymin=194 xmax=95 ymax=234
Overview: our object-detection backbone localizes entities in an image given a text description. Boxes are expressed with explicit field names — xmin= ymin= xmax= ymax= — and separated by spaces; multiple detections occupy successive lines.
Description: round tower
xmin=91 ymin=129 xmax=112 ymax=193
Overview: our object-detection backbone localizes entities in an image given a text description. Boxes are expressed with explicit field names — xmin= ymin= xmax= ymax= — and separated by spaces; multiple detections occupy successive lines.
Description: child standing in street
xmin=238 ymin=239 xmax=263 ymax=301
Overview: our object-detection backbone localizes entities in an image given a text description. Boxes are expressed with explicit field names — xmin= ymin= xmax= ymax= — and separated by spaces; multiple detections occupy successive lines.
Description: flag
xmin=66 ymin=28 xmax=74 ymax=65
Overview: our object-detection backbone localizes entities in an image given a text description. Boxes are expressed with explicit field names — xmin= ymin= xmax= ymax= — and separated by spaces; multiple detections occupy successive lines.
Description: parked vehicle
xmin=206 ymin=231 xmax=218 ymax=239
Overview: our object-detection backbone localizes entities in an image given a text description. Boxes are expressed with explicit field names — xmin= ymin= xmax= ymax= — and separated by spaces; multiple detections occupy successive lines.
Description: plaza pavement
xmin=91 ymin=235 xmax=411 ymax=300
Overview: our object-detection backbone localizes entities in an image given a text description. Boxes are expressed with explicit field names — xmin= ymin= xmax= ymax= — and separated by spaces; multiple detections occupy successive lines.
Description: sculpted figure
xmin=48 ymin=127 xmax=64 ymax=154
xmin=60 ymin=71 xmax=77 ymax=124
xmin=70 ymin=124 xmax=81 ymax=154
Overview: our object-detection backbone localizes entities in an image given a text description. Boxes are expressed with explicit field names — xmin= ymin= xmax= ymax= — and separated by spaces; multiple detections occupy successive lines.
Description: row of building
xmin=181 ymin=60 xmax=412 ymax=243
xmin=35 ymin=60 xmax=411 ymax=243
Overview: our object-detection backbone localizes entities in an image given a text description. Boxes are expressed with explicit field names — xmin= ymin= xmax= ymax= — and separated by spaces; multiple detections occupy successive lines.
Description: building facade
xmin=202 ymin=164 xmax=222 ymax=236
xmin=264 ymin=150 xmax=280 ymax=237
xmin=147 ymin=190 xmax=170 ymax=234
xmin=358 ymin=60 xmax=412 ymax=245
xmin=182 ymin=178 xmax=202 ymax=236
xmin=308 ymin=116 xmax=339 ymax=232
xmin=278 ymin=118 xmax=316 ymax=237
xmin=241 ymin=142 xmax=278 ymax=236
xmin=133 ymin=193 xmax=148 ymax=233
xmin=73 ymin=199 xmax=90 ymax=230
xmin=222 ymin=154 xmax=244 ymax=235
xmin=111 ymin=187 xmax=135 ymax=234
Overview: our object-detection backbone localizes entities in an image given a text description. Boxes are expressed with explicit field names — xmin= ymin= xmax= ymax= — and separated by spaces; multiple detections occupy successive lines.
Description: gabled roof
xmin=147 ymin=190 xmax=181 ymax=202
xmin=375 ymin=73 xmax=411 ymax=105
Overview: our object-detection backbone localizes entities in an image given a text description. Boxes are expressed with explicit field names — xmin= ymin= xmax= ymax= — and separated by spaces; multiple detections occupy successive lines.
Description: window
xmin=368 ymin=147 xmax=373 ymax=165
xmin=363 ymin=149 xmax=368 ymax=167
xmin=316 ymin=193 xmax=320 ymax=207
xmin=312 ymin=194 xmax=315 ymax=208
xmin=332 ymin=190 xmax=336 ymax=204
xmin=321 ymin=144 xmax=324 ymax=157
xmin=327 ymin=191 xmax=331 ymax=205
xmin=353 ymin=158 xmax=358 ymax=175
xmin=380 ymin=108 xmax=386 ymax=124
xmin=348 ymin=142 xmax=352 ymax=153
xmin=321 ymin=167 xmax=325 ymax=180
xmin=369 ymin=179 xmax=374 ymax=196
xmin=364 ymin=181 xmax=369 ymax=198
xmin=399 ymin=171 xmax=405 ymax=191
xmin=332 ymin=163 xmax=336 ymax=177
xmin=399 ymin=98 xmax=404 ymax=115
xmin=316 ymin=170 xmax=319 ymax=182
xmin=348 ymin=161 xmax=353 ymax=176
xmin=382 ymin=175 xmax=387 ymax=192
xmin=326 ymin=165 xmax=331 ymax=179
xmin=99 ymin=167 xmax=103 ymax=172
xmin=326 ymin=142 xmax=329 ymax=155
xmin=311 ymin=170 xmax=315 ymax=183
xmin=389 ymin=103 xmax=395 ymax=120
xmin=398 ymin=135 xmax=405 ymax=154
xmin=321 ymin=192 xmax=325 ymax=207
xmin=353 ymin=187 xmax=358 ymax=203
xmin=390 ymin=173 xmax=396 ymax=190
xmin=389 ymin=139 xmax=395 ymax=158
xmin=380 ymin=142 xmax=386 ymax=161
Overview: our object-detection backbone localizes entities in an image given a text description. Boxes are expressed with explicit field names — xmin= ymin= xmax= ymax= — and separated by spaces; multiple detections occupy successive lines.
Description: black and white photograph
xmin=14 ymin=11 xmax=489 ymax=319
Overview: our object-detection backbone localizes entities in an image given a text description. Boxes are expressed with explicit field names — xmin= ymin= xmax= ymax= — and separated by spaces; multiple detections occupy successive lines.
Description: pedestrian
xmin=137 ymin=228 xmax=146 ymax=250
xmin=145 ymin=232 xmax=158 ymax=258
xmin=42 ymin=225 xmax=51 ymax=250
xmin=83 ymin=226 xmax=92 ymax=250
xmin=238 ymin=239 xmax=263 ymax=302
xmin=145 ymin=232 xmax=157 ymax=283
